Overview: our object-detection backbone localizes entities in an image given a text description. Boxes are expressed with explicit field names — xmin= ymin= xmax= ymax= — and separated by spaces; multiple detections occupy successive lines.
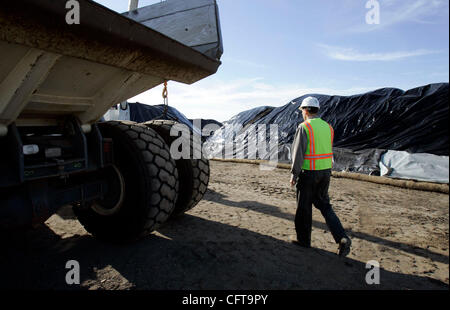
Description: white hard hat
xmin=300 ymin=96 xmax=320 ymax=109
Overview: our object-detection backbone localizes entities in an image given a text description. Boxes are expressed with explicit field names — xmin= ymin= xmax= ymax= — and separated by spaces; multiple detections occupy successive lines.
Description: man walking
xmin=290 ymin=96 xmax=351 ymax=257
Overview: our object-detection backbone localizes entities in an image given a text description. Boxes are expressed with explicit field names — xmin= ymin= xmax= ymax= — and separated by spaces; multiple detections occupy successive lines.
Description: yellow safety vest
xmin=300 ymin=118 xmax=334 ymax=170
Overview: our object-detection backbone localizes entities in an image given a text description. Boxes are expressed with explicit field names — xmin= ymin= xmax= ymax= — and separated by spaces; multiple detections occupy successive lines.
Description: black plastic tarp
xmin=188 ymin=119 xmax=223 ymax=130
xmin=128 ymin=102 xmax=222 ymax=139
xmin=129 ymin=102 xmax=193 ymax=128
xmin=205 ymin=83 xmax=449 ymax=174
xmin=332 ymin=148 xmax=386 ymax=175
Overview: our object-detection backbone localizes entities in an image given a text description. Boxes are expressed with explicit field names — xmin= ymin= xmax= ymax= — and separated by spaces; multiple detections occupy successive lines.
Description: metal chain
xmin=162 ymin=80 xmax=169 ymax=116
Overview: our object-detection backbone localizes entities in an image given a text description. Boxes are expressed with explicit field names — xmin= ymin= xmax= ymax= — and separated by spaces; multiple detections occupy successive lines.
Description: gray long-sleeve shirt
xmin=290 ymin=120 xmax=309 ymax=179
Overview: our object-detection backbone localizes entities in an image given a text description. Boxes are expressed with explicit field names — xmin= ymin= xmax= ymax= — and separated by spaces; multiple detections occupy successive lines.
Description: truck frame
xmin=0 ymin=0 xmax=222 ymax=242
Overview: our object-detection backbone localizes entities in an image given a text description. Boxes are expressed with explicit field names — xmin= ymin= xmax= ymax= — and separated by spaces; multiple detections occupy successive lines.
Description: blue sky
xmin=94 ymin=0 xmax=449 ymax=122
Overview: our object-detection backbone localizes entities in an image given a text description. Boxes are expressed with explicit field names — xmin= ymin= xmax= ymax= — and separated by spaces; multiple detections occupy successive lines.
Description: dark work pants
xmin=295 ymin=169 xmax=347 ymax=246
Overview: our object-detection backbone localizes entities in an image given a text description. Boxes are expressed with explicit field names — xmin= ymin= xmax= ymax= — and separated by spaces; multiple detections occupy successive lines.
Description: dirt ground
xmin=1 ymin=161 xmax=448 ymax=290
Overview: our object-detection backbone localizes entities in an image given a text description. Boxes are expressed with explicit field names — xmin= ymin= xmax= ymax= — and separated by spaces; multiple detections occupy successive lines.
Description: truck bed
xmin=0 ymin=0 xmax=222 ymax=131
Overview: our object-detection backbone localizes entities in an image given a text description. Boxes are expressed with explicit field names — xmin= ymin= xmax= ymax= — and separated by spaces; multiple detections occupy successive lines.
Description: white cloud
xmin=384 ymin=0 xmax=444 ymax=24
xmin=319 ymin=44 xmax=441 ymax=61
xmin=353 ymin=0 xmax=447 ymax=32
xmin=128 ymin=78 xmax=381 ymax=122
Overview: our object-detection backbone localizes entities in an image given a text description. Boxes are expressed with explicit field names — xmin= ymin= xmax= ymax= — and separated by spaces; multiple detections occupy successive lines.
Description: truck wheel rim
xmin=91 ymin=165 xmax=125 ymax=216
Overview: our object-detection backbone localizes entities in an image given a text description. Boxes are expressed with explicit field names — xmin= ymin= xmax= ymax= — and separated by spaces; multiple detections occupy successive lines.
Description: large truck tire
xmin=144 ymin=120 xmax=210 ymax=216
xmin=74 ymin=121 xmax=178 ymax=242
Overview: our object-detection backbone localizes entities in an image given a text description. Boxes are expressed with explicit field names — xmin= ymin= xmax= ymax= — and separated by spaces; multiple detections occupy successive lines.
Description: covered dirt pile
xmin=1 ymin=161 xmax=448 ymax=289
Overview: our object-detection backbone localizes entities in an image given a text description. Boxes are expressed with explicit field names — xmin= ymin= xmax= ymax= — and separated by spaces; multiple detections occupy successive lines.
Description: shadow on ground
xmin=203 ymin=189 xmax=449 ymax=265
xmin=0 ymin=207 xmax=447 ymax=290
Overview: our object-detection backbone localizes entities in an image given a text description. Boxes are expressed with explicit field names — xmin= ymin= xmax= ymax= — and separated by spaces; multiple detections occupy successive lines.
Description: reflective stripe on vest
xmin=300 ymin=118 xmax=333 ymax=171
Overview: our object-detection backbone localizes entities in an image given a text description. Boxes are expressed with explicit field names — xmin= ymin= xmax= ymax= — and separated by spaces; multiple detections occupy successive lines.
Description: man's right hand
xmin=290 ymin=175 xmax=296 ymax=187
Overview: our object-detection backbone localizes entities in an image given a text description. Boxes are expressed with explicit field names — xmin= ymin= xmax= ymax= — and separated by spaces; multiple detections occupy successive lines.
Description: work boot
xmin=338 ymin=237 xmax=351 ymax=257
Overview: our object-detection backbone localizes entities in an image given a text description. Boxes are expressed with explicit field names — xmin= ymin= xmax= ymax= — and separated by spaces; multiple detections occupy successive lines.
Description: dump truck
xmin=0 ymin=0 xmax=223 ymax=242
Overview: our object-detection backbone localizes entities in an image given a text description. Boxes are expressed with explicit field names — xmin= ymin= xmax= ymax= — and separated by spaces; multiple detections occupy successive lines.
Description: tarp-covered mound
xmin=189 ymin=119 xmax=223 ymax=130
xmin=104 ymin=102 xmax=222 ymax=138
xmin=205 ymin=83 xmax=449 ymax=181
xmin=103 ymin=102 xmax=194 ymax=129
xmin=129 ymin=102 xmax=194 ymax=129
